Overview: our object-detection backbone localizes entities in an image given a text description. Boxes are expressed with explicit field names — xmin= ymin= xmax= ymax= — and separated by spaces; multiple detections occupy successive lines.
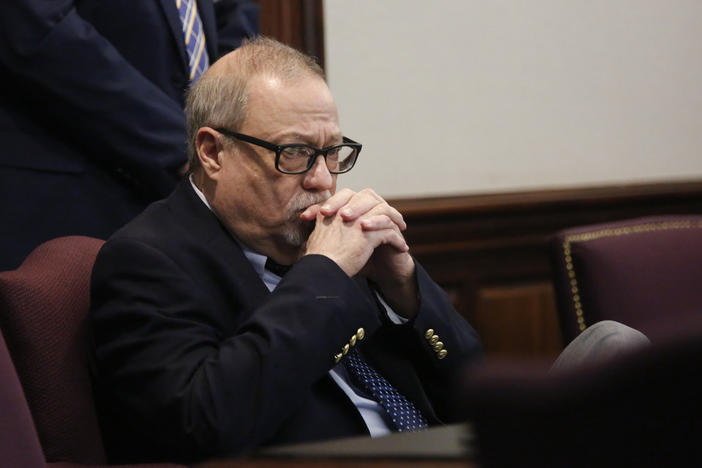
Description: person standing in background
xmin=0 ymin=0 xmax=259 ymax=270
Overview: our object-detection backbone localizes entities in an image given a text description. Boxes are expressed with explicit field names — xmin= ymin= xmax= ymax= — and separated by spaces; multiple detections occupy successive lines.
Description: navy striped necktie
xmin=175 ymin=0 xmax=209 ymax=81
xmin=264 ymin=256 xmax=427 ymax=431
xmin=265 ymin=258 xmax=292 ymax=277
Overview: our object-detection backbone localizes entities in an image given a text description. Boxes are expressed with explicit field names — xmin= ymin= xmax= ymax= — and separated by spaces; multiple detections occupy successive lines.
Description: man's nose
xmin=302 ymin=155 xmax=334 ymax=191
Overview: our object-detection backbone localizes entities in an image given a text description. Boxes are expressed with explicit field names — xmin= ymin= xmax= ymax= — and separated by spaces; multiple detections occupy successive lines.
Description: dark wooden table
xmin=196 ymin=424 xmax=477 ymax=468
xmin=198 ymin=459 xmax=474 ymax=467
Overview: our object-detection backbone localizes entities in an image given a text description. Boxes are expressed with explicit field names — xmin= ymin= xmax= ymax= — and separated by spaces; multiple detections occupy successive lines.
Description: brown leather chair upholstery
xmin=549 ymin=215 xmax=702 ymax=344
xmin=0 ymin=236 xmax=184 ymax=467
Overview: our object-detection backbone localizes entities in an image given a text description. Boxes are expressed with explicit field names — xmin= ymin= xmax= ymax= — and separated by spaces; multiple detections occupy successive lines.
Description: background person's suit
xmin=0 ymin=0 xmax=258 ymax=270
xmin=89 ymin=180 xmax=482 ymax=463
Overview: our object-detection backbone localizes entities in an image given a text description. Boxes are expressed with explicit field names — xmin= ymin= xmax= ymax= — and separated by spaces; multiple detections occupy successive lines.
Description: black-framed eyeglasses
xmin=214 ymin=128 xmax=362 ymax=175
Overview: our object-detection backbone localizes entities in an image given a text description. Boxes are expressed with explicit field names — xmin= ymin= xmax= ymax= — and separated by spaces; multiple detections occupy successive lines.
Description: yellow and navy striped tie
xmin=175 ymin=0 xmax=210 ymax=81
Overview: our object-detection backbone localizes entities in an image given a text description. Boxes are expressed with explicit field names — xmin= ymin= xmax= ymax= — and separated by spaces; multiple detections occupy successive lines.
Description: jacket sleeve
xmin=90 ymin=239 xmax=384 ymax=461
xmin=411 ymin=262 xmax=483 ymax=417
xmin=0 ymin=0 xmax=185 ymax=197
xmin=369 ymin=261 xmax=483 ymax=423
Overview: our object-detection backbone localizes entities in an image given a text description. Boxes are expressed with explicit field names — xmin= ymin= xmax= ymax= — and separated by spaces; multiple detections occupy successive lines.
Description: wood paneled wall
xmin=390 ymin=181 xmax=702 ymax=359
xmin=258 ymin=0 xmax=325 ymax=68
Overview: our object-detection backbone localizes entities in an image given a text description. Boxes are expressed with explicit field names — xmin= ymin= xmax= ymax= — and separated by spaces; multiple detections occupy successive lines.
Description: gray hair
xmin=184 ymin=36 xmax=325 ymax=173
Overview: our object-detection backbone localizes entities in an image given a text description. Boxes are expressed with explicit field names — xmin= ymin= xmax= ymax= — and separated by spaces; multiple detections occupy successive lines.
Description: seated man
xmin=90 ymin=37 xmax=650 ymax=464
xmin=90 ymin=37 xmax=482 ymax=463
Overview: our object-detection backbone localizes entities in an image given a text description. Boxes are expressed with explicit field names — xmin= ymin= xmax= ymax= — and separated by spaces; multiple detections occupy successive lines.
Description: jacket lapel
xmin=167 ymin=180 xmax=271 ymax=311
xmin=197 ymin=0 xmax=219 ymax=60
xmin=160 ymin=0 xmax=190 ymax=71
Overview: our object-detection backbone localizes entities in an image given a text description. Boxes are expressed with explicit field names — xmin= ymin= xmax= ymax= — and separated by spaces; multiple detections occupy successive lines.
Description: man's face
xmin=212 ymin=74 xmax=341 ymax=254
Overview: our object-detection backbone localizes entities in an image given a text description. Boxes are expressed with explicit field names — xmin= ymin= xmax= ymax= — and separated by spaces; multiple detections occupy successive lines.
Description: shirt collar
xmin=189 ymin=174 xmax=213 ymax=211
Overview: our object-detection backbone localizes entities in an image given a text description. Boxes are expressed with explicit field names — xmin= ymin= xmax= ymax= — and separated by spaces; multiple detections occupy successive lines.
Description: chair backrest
xmin=549 ymin=215 xmax=702 ymax=344
xmin=0 ymin=331 xmax=46 ymax=468
xmin=0 ymin=236 xmax=106 ymax=464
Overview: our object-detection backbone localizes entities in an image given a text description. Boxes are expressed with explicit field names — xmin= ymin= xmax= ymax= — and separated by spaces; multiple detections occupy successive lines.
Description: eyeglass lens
xmin=278 ymin=145 xmax=357 ymax=174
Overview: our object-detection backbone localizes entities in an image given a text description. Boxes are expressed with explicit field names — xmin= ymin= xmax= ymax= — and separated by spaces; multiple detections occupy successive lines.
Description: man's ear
xmin=195 ymin=127 xmax=226 ymax=179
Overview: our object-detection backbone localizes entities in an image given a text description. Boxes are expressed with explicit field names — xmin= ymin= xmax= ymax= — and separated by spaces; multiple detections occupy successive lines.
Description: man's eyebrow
xmin=280 ymin=133 xmax=343 ymax=146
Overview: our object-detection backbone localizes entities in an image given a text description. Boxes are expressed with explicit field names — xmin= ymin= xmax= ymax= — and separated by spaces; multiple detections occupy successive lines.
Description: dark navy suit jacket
xmin=89 ymin=180 xmax=482 ymax=463
xmin=0 ymin=0 xmax=258 ymax=270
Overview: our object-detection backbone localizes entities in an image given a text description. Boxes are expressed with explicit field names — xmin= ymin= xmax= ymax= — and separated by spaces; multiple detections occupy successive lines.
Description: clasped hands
xmin=302 ymin=188 xmax=418 ymax=318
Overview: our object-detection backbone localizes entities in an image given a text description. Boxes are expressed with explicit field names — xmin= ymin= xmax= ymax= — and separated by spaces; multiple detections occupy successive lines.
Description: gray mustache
xmin=289 ymin=190 xmax=332 ymax=214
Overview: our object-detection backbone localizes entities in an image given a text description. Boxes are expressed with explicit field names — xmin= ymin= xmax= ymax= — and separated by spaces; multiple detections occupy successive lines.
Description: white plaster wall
xmin=324 ymin=0 xmax=702 ymax=198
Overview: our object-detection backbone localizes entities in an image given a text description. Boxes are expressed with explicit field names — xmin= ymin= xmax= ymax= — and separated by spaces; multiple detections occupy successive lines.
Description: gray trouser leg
xmin=550 ymin=320 xmax=650 ymax=373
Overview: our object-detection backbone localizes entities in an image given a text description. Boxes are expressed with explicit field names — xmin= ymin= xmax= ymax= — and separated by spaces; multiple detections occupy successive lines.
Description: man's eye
xmin=282 ymin=147 xmax=313 ymax=158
